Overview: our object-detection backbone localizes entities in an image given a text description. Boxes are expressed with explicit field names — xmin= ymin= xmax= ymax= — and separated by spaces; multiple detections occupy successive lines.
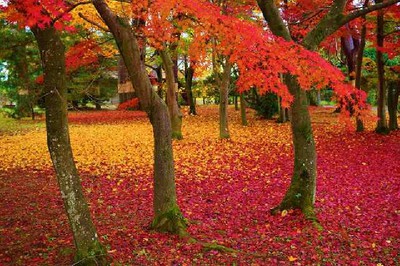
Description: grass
xmin=0 ymin=111 xmax=45 ymax=135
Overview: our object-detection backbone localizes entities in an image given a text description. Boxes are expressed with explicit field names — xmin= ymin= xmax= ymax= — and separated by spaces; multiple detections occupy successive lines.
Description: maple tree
xmin=2 ymin=0 xmax=110 ymax=264
xmin=91 ymin=0 xmax=187 ymax=235
xmin=256 ymin=0 xmax=400 ymax=221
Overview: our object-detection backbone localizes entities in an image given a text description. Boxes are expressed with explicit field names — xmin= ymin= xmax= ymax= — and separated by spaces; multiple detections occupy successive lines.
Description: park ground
xmin=0 ymin=106 xmax=399 ymax=265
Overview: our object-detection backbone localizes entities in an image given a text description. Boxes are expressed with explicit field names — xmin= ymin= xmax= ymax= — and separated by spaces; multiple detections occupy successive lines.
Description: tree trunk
xmin=271 ymin=75 xmax=317 ymax=220
xmin=234 ymin=95 xmax=239 ymax=110
xmin=277 ymin=96 xmax=289 ymax=123
xmin=32 ymin=26 xmax=107 ymax=265
xmin=185 ymin=60 xmax=197 ymax=115
xmin=219 ymin=60 xmax=231 ymax=139
xmin=376 ymin=2 xmax=389 ymax=134
xmin=355 ymin=7 xmax=368 ymax=132
xmin=240 ymin=92 xmax=248 ymax=126
xmin=92 ymin=0 xmax=186 ymax=235
xmin=257 ymin=0 xmax=316 ymax=220
xmin=160 ymin=49 xmax=183 ymax=140
xmin=388 ymin=81 xmax=399 ymax=130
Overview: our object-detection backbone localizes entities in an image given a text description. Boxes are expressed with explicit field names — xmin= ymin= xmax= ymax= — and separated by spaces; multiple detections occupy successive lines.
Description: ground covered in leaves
xmin=0 ymin=106 xmax=399 ymax=265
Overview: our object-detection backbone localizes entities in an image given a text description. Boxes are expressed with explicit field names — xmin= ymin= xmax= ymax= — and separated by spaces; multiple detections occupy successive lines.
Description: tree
xmin=91 ymin=0 xmax=187 ymax=235
xmin=3 ymin=1 xmax=109 ymax=264
xmin=256 ymin=0 xmax=399 ymax=220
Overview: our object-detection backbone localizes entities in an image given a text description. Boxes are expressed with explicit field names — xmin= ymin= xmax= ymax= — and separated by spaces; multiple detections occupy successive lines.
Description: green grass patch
xmin=0 ymin=112 xmax=45 ymax=135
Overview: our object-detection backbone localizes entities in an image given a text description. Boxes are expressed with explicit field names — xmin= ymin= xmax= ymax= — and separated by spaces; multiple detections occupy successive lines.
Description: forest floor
xmin=0 ymin=106 xmax=399 ymax=265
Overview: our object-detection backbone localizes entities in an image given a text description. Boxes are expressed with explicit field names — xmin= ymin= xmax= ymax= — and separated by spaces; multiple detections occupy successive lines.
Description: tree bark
xmin=160 ymin=49 xmax=183 ymax=139
xmin=388 ymin=80 xmax=399 ymax=130
xmin=92 ymin=0 xmax=186 ymax=235
xmin=271 ymin=75 xmax=317 ymax=220
xmin=32 ymin=26 xmax=108 ymax=265
xmin=375 ymin=2 xmax=389 ymax=133
xmin=257 ymin=0 xmax=317 ymax=220
xmin=184 ymin=58 xmax=197 ymax=115
xmin=355 ymin=5 xmax=368 ymax=132
xmin=219 ymin=60 xmax=231 ymax=139
xmin=240 ymin=92 xmax=248 ymax=126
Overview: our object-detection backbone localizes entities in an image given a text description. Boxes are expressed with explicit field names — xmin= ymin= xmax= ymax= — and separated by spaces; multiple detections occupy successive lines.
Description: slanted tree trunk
xmin=92 ymin=0 xmax=186 ymax=235
xmin=219 ymin=60 xmax=232 ymax=139
xmin=240 ymin=92 xmax=248 ymax=126
xmin=376 ymin=1 xmax=389 ymax=134
xmin=32 ymin=26 xmax=107 ymax=265
xmin=160 ymin=49 xmax=183 ymax=140
xmin=184 ymin=57 xmax=197 ymax=115
xmin=388 ymin=80 xmax=399 ymax=130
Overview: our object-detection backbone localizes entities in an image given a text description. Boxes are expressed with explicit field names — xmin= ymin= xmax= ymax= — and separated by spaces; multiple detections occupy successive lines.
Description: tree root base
xmin=74 ymin=240 xmax=110 ymax=266
xmin=151 ymin=207 xmax=187 ymax=237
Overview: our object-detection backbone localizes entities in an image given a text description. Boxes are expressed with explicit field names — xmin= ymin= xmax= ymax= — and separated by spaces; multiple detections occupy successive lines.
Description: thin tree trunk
xmin=376 ymin=1 xmax=389 ymax=133
xmin=240 ymin=92 xmax=248 ymax=126
xmin=160 ymin=49 xmax=183 ymax=140
xmin=32 ymin=26 xmax=108 ymax=265
xmin=184 ymin=58 xmax=197 ymax=115
xmin=277 ymin=96 xmax=288 ymax=123
xmin=388 ymin=81 xmax=399 ymax=130
xmin=355 ymin=5 xmax=368 ymax=132
xmin=234 ymin=95 xmax=239 ymax=110
xmin=219 ymin=60 xmax=231 ymax=139
xmin=92 ymin=0 xmax=186 ymax=235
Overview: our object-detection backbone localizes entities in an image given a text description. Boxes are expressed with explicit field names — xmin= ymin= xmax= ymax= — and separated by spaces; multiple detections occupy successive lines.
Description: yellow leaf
xmin=281 ymin=210 xmax=288 ymax=217
xmin=288 ymin=256 xmax=297 ymax=262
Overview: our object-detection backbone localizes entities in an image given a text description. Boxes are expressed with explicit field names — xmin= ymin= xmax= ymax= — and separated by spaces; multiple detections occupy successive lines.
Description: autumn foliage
xmin=117 ymin=98 xmax=140 ymax=111
xmin=1 ymin=106 xmax=399 ymax=265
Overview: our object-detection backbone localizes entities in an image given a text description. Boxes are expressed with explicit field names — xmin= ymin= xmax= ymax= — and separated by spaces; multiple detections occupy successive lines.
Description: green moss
xmin=203 ymin=242 xmax=237 ymax=253
xmin=74 ymin=239 xmax=109 ymax=266
xmin=172 ymin=131 xmax=183 ymax=140
xmin=151 ymin=206 xmax=187 ymax=236
xmin=220 ymin=132 xmax=230 ymax=139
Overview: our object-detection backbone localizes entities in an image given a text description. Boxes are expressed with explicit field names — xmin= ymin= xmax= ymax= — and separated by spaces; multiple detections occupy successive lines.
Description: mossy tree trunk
xmin=92 ymin=0 xmax=186 ymax=235
xmin=240 ymin=93 xmax=248 ymax=126
xmin=271 ymin=75 xmax=317 ymax=219
xmin=160 ymin=49 xmax=183 ymax=140
xmin=32 ymin=26 xmax=108 ymax=265
xmin=375 ymin=2 xmax=389 ymax=134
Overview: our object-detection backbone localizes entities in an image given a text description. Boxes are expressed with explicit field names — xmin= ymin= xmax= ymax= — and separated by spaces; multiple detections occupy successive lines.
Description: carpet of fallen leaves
xmin=0 ymin=106 xmax=399 ymax=265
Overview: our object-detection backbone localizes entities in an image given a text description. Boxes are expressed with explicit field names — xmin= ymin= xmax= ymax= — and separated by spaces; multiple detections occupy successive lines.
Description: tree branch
xmin=78 ymin=12 xmax=110 ymax=32
xmin=52 ymin=1 xmax=92 ymax=23
xmin=341 ymin=0 xmax=400 ymax=25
